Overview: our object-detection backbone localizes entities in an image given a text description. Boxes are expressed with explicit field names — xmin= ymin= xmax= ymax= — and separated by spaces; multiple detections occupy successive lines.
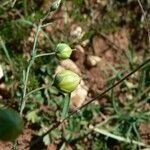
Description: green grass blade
xmin=61 ymin=93 xmax=71 ymax=119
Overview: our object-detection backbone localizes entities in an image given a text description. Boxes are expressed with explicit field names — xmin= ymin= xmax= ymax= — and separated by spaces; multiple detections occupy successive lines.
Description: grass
xmin=0 ymin=0 xmax=150 ymax=149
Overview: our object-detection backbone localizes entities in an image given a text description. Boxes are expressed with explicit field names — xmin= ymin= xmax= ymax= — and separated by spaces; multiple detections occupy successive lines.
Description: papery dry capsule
xmin=54 ymin=70 xmax=80 ymax=93
xmin=55 ymin=43 xmax=73 ymax=60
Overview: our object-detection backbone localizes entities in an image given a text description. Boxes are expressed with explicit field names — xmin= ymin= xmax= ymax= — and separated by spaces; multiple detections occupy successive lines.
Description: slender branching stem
xmin=35 ymin=52 xmax=55 ymax=58
xmin=89 ymin=125 xmax=150 ymax=147
xmin=25 ymin=85 xmax=51 ymax=98
xmin=137 ymin=0 xmax=150 ymax=45
xmin=20 ymin=25 xmax=41 ymax=115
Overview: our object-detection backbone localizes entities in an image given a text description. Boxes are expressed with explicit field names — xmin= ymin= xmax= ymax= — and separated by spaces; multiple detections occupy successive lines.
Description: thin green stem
xmin=19 ymin=0 xmax=62 ymax=119
xmin=11 ymin=0 xmax=17 ymax=7
xmin=89 ymin=125 xmax=150 ymax=147
xmin=61 ymin=93 xmax=71 ymax=120
xmin=96 ymin=115 xmax=118 ymax=128
xmin=20 ymin=25 xmax=41 ymax=115
xmin=0 ymin=0 xmax=12 ymax=7
xmin=137 ymin=0 xmax=150 ymax=46
xmin=12 ymin=141 xmax=18 ymax=150
xmin=35 ymin=52 xmax=55 ymax=58
xmin=22 ymin=63 xmax=32 ymax=98
xmin=23 ymin=0 xmax=28 ymax=16
xmin=0 ymin=37 xmax=12 ymax=66
xmin=127 ymin=86 xmax=150 ymax=107
xmin=12 ymin=1 xmax=62 ymax=149
xmin=25 ymin=85 xmax=51 ymax=98
xmin=41 ymin=22 xmax=53 ymax=28
xmin=0 ymin=36 xmax=15 ymax=75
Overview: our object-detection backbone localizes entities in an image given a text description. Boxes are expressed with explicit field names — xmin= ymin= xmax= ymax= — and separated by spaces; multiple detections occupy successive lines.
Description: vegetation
xmin=0 ymin=0 xmax=150 ymax=149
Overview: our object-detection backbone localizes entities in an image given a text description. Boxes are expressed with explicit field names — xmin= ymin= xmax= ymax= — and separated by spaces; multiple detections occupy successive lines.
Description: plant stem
xmin=0 ymin=37 xmax=15 ymax=77
xmin=20 ymin=24 xmax=41 ymax=115
xmin=35 ymin=52 xmax=55 ymax=58
xmin=89 ymin=125 xmax=150 ymax=147
xmin=137 ymin=0 xmax=150 ymax=45
xmin=25 ymin=85 xmax=51 ymax=98
xmin=11 ymin=0 xmax=17 ymax=7
xmin=41 ymin=22 xmax=53 ymax=28
xmin=0 ymin=37 xmax=12 ymax=65
xmin=19 ymin=0 xmax=62 ymax=115
xmin=61 ymin=93 xmax=71 ymax=120
xmin=13 ymin=1 xmax=62 ymax=149
xmin=12 ymin=141 xmax=18 ymax=150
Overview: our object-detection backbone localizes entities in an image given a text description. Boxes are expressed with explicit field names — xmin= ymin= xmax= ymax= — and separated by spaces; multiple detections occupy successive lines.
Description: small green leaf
xmin=61 ymin=94 xmax=71 ymax=119
xmin=26 ymin=110 xmax=40 ymax=123
xmin=43 ymin=134 xmax=50 ymax=145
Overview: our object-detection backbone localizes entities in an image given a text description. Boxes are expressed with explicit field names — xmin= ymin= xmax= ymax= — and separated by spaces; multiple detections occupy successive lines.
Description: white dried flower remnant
xmin=0 ymin=65 xmax=3 ymax=79
xmin=50 ymin=0 xmax=61 ymax=11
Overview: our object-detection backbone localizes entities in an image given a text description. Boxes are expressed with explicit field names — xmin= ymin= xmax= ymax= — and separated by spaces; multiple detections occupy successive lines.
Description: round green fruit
xmin=54 ymin=70 xmax=81 ymax=93
xmin=0 ymin=108 xmax=24 ymax=142
xmin=55 ymin=43 xmax=73 ymax=60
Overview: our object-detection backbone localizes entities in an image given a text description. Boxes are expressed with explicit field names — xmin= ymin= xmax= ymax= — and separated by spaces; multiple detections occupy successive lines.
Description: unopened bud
xmin=54 ymin=70 xmax=80 ymax=93
xmin=55 ymin=43 xmax=73 ymax=60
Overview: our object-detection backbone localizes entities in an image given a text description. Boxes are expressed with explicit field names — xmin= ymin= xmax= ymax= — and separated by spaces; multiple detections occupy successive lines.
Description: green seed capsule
xmin=0 ymin=108 xmax=24 ymax=142
xmin=55 ymin=43 xmax=73 ymax=59
xmin=54 ymin=70 xmax=80 ymax=93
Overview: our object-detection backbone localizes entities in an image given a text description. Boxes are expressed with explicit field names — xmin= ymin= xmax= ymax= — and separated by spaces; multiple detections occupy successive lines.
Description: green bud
xmin=55 ymin=43 xmax=73 ymax=60
xmin=0 ymin=108 xmax=24 ymax=142
xmin=54 ymin=70 xmax=80 ymax=93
